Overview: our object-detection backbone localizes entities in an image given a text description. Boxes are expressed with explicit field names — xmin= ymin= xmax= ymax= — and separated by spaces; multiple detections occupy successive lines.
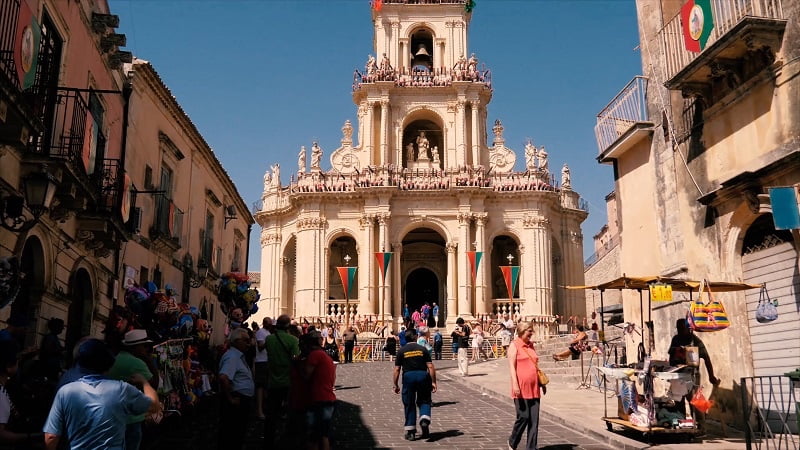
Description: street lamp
xmin=189 ymin=259 xmax=209 ymax=289
xmin=0 ymin=172 xmax=58 ymax=232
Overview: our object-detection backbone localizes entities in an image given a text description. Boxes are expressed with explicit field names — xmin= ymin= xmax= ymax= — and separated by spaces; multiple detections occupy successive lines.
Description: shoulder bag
xmin=690 ymin=280 xmax=730 ymax=332
xmin=519 ymin=343 xmax=549 ymax=386
xmin=755 ymin=284 xmax=778 ymax=323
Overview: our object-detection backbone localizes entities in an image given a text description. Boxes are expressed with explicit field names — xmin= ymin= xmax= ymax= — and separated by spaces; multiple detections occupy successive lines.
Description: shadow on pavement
xmin=333 ymin=385 xmax=361 ymax=391
xmin=467 ymin=373 xmax=488 ymax=377
xmin=424 ymin=429 xmax=464 ymax=442
xmin=540 ymin=445 xmax=580 ymax=450
xmin=332 ymin=400 xmax=381 ymax=449
xmin=432 ymin=401 xmax=458 ymax=407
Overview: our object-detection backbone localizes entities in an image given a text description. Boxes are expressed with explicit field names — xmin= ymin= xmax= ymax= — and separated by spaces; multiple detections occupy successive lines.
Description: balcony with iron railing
xmin=0 ymin=0 xmax=59 ymax=144
xmin=354 ymin=65 xmax=491 ymax=91
xmin=660 ymin=0 xmax=786 ymax=96
xmin=594 ymin=76 xmax=653 ymax=163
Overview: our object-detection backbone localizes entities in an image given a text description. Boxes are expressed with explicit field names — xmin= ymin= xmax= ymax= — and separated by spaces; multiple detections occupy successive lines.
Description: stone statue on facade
xmin=311 ymin=142 xmax=323 ymax=171
xmin=270 ymin=163 xmax=281 ymax=187
xmin=406 ymin=142 xmax=415 ymax=163
xmin=431 ymin=146 xmax=440 ymax=164
xmin=416 ymin=131 xmax=430 ymax=161
xmin=342 ymin=120 xmax=353 ymax=144
xmin=380 ymin=53 xmax=392 ymax=73
xmin=561 ymin=163 xmax=571 ymax=189
xmin=365 ymin=54 xmax=377 ymax=76
xmin=298 ymin=146 xmax=306 ymax=173
xmin=524 ymin=140 xmax=537 ymax=171
xmin=263 ymin=169 xmax=272 ymax=192
xmin=537 ymin=146 xmax=549 ymax=173
xmin=467 ymin=53 xmax=478 ymax=76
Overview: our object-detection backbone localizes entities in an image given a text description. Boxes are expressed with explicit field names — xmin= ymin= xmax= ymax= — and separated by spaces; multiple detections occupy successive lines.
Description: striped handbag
xmin=689 ymin=280 xmax=730 ymax=332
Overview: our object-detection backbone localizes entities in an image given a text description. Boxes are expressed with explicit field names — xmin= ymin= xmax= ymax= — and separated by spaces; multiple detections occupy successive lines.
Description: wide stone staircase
xmin=534 ymin=326 xmax=626 ymax=386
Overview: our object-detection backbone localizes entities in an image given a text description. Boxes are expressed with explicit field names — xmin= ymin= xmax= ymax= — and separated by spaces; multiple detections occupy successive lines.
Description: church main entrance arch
xmin=405 ymin=268 xmax=438 ymax=314
xmin=400 ymin=227 xmax=446 ymax=324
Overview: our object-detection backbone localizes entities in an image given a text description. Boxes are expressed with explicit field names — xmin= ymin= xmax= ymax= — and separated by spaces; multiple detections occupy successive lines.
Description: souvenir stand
xmin=567 ymin=276 xmax=760 ymax=440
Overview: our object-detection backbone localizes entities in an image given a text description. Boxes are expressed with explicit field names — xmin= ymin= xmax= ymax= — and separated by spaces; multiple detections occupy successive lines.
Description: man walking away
xmin=393 ymin=328 xmax=437 ymax=441
xmin=342 ymin=327 xmax=357 ymax=364
xmin=43 ymin=339 xmax=160 ymax=450
xmin=432 ymin=328 xmax=443 ymax=360
xmin=254 ymin=317 xmax=271 ymax=420
xmin=217 ymin=328 xmax=255 ymax=450
xmin=264 ymin=315 xmax=300 ymax=445
xmin=453 ymin=318 xmax=471 ymax=376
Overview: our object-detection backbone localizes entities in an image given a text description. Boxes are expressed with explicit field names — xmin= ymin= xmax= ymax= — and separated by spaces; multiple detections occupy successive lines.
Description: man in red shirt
xmin=304 ymin=330 xmax=336 ymax=450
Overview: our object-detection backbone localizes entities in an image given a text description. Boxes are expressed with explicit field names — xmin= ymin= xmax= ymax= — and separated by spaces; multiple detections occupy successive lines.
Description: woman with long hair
xmin=507 ymin=321 xmax=545 ymax=450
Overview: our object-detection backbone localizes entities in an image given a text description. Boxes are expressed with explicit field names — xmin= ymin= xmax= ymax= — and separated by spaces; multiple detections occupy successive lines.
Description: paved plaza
xmin=330 ymin=360 xmax=608 ymax=449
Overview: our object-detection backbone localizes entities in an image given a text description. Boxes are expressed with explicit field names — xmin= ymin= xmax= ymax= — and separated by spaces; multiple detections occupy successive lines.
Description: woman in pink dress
xmin=507 ymin=321 xmax=545 ymax=450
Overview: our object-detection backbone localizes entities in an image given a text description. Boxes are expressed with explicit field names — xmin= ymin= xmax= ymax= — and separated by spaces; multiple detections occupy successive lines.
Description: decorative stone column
xmin=392 ymin=242 xmax=403 ymax=323
xmin=470 ymin=100 xmax=480 ymax=166
xmin=457 ymin=212 xmax=472 ymax=318
xmin=522 ymin=214 xmax=552 ymax=316
xmin=455 ymin=100 xmax=466 ymax=166
xmin=563 ymin=226 xmax=585 ymax=318
xmin=260 ymin=229 xmax=282 ymax=317
xmin=445 ymin=241 xmax=457 ymax=326
xmin=474 ymin=212 xmax=488 ymax=314
xmin=377 ymin=213 xmax=391 ymax=323
xmin=358 ymin=214 xmax=377 ymax=315
xmin=295 ymin=217 xmax=327 ymax=317
xmin=362 ymin=101 xmax=373 ymax=156
xmin=380 ymin=99 xmax=389 ymax=165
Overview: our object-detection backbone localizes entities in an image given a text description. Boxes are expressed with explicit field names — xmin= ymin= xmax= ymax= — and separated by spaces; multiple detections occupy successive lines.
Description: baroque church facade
xmin=256 ymin=0 xmax=587 ymax=329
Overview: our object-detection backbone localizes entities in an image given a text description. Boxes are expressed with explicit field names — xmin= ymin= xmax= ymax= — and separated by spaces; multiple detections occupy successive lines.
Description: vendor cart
xmin=567 ymin=276 xmax=760 ymax=440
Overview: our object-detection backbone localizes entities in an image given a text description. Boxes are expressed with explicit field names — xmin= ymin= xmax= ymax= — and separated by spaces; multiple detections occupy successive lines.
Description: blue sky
xmin=109 ymin=0 xmax=643 ymax=271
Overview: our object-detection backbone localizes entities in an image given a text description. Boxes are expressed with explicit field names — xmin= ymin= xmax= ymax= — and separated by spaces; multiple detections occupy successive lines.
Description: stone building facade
xmin=256 ymin=0 xmax=588 ymax=329
xmin=595 ymin=0 xmax=799 ymax=425
xmin=0 ymin=0 xmax=250 ymax=351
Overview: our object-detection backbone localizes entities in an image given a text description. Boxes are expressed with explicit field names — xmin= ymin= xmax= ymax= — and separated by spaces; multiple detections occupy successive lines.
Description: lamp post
xmin=0 ymin=172 xmax=58 ymax=233
xmin=189 ymin=259 xmax=209 ymax=289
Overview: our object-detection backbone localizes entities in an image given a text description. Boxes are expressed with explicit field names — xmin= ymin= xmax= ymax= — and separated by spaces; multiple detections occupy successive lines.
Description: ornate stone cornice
xmin=260 ymin=230 xmax=281 ymax=246
xmin=457 ymin=212 xmax=472 ymax=224
xmin=523 ymin=214 xmax=550 ymax=229
xmin=297 ymin=217 xmax=327 ymax=230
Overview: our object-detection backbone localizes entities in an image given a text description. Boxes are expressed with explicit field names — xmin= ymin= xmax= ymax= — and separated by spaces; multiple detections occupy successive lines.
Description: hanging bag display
xmin=755 ymin=284 xmax=778 ymax=323
xmin=690 ymin=280 xmax=730 ymax=332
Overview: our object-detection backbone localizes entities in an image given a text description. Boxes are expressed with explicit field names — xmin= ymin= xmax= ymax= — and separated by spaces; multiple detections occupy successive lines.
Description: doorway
xmin=405 ymin=268 xmax=438 ymax=315
xmin=66 ymin=269 xmax=93 ymax=355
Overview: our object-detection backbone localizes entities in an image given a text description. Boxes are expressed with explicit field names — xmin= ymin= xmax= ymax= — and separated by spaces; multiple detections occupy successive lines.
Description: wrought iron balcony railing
xmin=354 ymin=65 xmax=491 ymax=91
xmin=595 ymin=76 xmax=650 ymax=156
xmin=381 ymin=0 xmax=468 ymax=5
xmin=96 ymin=158 xmax=122 ymax=214
xmin=151 ymin=196 xmax=182 ymax=247
xmin=660 ymin=0 xmax=785 ymax=85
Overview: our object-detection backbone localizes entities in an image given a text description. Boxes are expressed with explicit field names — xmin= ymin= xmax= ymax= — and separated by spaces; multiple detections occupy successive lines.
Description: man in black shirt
xmin=668 ymin=319 xmax=719 ymax=385
xmin=451 ymin=317 xmax=470 ymax=376
xmin=393 ymin=328 xmax=437 ymax=441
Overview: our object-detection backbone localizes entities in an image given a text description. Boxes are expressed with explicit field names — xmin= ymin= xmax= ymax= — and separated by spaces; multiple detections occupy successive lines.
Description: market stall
xmin=567 ymin=276 xmax=761 ymax=439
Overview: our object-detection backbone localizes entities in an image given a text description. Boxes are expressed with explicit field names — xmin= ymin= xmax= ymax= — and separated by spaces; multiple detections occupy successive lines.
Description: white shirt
xmin=255 ymin=328 xmax=271 ymax=363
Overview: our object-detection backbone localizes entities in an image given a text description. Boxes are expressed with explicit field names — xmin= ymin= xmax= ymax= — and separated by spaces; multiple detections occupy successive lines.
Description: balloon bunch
xmin=217 ymin=272 xmax=259 ymax=325
xmin=124 ymin=283 xmax=209 ymax=341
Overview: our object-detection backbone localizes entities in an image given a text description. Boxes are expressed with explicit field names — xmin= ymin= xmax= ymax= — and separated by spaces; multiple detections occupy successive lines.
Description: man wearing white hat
xmin=107 ymin=329 xmax=158 ymax=450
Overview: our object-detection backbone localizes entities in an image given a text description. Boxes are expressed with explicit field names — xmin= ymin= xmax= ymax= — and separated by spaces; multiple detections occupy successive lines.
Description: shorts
xmin=568 ymin=344 xmax=581 ymax=356
xmin=306 ymin=401 xmax=336 ymax=440
xmin=254 ymin=361 xmax=269 ymax=387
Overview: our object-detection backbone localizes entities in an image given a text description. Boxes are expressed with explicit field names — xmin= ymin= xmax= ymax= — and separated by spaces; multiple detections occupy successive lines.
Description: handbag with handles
xmin=689 ymin=280 xmax=730 ymax=332
xmin=520 ymin=344 xmax=549 ymax=386
xmin=755 ymin=284 xmax=778 ymax=323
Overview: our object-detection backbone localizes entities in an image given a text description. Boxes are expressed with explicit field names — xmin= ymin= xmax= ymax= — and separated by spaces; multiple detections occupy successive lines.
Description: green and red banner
xmin=374 ymin=252 xmax=392 ymax=283
xmin=500 ymin=265 xmax=520 ymax=301
xmin=466 ymin=251 xmax=483 ymax=283
xmin=337 ymin=266 xmax=358 ymax=300
xmin=14 ymin=0 xmax=41 ymax=90
xmin=681 ymin=0 xmax=714 ymax=53
xmin=371 ymin=0 xmax=382 ymax=12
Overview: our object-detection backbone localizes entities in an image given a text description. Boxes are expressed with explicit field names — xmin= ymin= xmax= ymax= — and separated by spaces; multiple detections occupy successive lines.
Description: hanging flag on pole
xmin=769 ymin=186 xmax=800 ymax=230
xmin=337 ymin=266 xmax=358 ymax=300
xmin=680 ymin=0 xmax=714 ymax=53
xmin=371 ymin=0 xmax=383 ymax=12
xmin=466 ymin=251 xmax=483 ymax=283
xmin=374 ymin=252 xmax=392 ymax=283
xmin=500 ymin=265 xmax=520 ymax=300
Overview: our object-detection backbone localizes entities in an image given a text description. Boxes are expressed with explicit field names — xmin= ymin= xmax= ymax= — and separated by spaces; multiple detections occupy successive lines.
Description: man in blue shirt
xmin=218 ymin=327 xmax=255 ymax=449
xmin=43 ymin=339 xmax=159 ymax=450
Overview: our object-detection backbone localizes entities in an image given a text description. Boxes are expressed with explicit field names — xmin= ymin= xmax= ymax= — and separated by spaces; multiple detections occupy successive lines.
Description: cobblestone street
xmin=329 ymin=360 xmax=609 ymax=449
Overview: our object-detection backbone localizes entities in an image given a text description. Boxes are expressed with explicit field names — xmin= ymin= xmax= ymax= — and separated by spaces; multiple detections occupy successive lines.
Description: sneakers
xmin=404 ymin=431 xmax=416 ymax=441
xmin=420 ymin=419 xmax=430 ymax=438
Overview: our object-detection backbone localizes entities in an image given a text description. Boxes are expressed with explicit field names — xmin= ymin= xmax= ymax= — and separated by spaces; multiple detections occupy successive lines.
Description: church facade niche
xmin=403 ymin=118 xmax=443 ymax=170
